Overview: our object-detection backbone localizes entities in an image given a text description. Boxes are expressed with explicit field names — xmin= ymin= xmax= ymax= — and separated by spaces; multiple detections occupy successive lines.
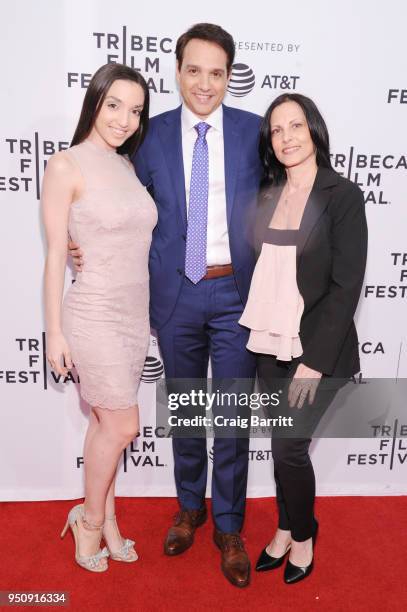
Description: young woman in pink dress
xmin=42 ymin=63 xmax=157 ymax=572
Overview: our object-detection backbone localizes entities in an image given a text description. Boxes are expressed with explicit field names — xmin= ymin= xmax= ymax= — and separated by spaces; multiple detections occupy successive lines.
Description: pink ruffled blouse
xmin=239 ymin=227 xmax=304 ymax=361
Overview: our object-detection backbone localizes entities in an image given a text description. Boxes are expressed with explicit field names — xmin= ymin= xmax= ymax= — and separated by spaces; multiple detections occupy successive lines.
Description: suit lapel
xmin=296 ymin=167 xmax=339 ymax=269
xmin=223 ymin=106 xmax=241 ymax=226
xmin=158 ymin=106 xmax=187 ymax=228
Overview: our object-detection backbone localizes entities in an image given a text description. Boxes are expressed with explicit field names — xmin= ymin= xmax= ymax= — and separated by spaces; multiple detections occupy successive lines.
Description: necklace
xmin=282 ymin=179 xmax=316 ymax=207
xmin=273 ymin=183 xmax=314 ymax=230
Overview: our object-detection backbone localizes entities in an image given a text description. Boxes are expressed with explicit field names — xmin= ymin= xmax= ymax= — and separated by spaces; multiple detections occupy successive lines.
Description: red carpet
xmin=0 ymin=497 xmax=406 ymax=611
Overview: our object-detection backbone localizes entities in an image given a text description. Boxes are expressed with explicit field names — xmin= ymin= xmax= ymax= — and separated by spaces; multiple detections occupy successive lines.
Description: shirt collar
xmin=181 ymin=103 xmax=223 ymax=134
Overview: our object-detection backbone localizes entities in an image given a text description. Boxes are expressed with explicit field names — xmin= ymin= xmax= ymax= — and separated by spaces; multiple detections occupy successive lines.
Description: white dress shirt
xmin=181 ymin=104 xmax=232 ymax=266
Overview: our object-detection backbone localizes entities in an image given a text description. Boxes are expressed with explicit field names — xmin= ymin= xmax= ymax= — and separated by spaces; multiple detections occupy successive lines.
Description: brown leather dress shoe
xmin=164 ymin=507 xmax=207 ymax=556
xmin=213 ymin=530 xmax=250 ymax=588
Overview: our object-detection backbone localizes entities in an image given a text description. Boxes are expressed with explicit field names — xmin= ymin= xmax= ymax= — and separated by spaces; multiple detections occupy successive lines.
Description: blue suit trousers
xmin=158 ymin=275 xmax=256 ymax=533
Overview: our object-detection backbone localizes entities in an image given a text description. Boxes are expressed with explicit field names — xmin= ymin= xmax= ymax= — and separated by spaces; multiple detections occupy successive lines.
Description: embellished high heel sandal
xmin=103 ymin=515 xmax=138 ymax=562
xmin=60 ymin=504 xmax=109 ymax=572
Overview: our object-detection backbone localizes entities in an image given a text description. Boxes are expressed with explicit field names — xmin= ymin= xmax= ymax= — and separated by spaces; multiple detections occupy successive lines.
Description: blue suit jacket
xmin=132 ymin=104 xmax=262 ymax=329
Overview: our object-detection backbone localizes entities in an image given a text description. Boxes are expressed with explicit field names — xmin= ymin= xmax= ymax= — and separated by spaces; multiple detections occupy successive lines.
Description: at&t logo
xmin=141 ymin=355 xmax=164 ymax=383
xmin=228 ymin=64 xmax=256 ymax=97
xmin=209 ymin=446 xmax=273 ymax=462
xmin=227 ymin=63 xmax=300 ymax=98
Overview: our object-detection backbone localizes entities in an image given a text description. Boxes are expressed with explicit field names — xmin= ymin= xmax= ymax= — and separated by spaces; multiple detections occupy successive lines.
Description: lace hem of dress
xmin=80 ymin=388 xmax=140 ymax=410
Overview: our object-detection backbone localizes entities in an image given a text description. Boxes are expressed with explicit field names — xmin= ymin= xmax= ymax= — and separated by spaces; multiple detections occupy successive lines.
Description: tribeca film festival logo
xmin=0 ymin=334 xmax=77 ymax=389
xmin=387 ymin=88 xmax=407 ymax=104
xmin=348 ymin=420 xmax=407 ymax=470
xmin=0 ymin=337 xmax=46 ymax=386
xmin=122 ymin=425 xmax=167 ymax=470
xmin=67 ymin=28 xmax=173 ymax=93
xmin=354 ymin=341 xmax=385 ymax=388
xmin=330 ymin=148 xmax=406 ymax=205
xmin=76 ymin=426 xmax=168 ymax=471
xmin=360 ymin=341 xmax=385 ymax=356
xmin=0 ymin=335 xmax=163 ymax=389
xmin=227 ymin=62 xmax=300 ymax=98
xmin=365 ymin=252 xmax=407 ymax=300
xmin=1 ymin=136 xmax=69 ymax=199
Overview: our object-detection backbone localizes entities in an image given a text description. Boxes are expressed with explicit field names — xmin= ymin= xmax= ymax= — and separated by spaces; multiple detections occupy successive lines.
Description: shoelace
xmin=224 ymin=534 xmax=244 ymax=552
xmin=174 ymin=510 xmax=192 ymax=526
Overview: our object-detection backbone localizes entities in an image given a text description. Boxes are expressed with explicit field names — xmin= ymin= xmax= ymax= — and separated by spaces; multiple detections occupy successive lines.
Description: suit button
xmin=177 ymin=268 xmax=183 ymax=275
xmin=182 ymin=235 xmax=186 ymax=241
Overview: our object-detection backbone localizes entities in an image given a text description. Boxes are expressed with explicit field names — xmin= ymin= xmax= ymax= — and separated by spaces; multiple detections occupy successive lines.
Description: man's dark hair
xmin=176 ymin=23 xmax=235 ymax=73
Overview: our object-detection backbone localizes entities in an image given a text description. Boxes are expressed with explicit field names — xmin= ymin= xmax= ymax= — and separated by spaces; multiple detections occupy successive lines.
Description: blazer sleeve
xmin=300 ymin=183 xmax=368 ymax=375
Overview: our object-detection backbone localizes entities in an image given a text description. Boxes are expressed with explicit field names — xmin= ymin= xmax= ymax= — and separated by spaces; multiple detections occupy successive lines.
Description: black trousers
xmin=257 ymin=354 xmax=339 ymax=541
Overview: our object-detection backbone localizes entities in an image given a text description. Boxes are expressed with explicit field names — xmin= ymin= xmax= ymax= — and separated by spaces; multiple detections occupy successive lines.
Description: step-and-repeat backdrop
xmin=1 ymin=0 xmax=406 ymax=500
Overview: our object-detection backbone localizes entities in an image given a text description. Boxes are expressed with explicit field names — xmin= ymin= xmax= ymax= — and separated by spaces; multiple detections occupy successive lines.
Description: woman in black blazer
xmin=239 ymin=93 xmax=367 ymax=584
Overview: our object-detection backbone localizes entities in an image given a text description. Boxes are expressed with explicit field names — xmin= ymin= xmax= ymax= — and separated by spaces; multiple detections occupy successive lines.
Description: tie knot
xmin=195 ymin=122 xmax=210 ymax=139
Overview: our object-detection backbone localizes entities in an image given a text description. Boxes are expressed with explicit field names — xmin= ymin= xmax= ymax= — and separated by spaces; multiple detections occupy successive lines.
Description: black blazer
xmin=254 ymin=167 xmax=368 ymax=377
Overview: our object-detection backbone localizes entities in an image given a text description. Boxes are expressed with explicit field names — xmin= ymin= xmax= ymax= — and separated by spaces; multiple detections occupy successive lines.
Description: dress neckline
xmin=83 ymin=138 xmax=118 ymax=158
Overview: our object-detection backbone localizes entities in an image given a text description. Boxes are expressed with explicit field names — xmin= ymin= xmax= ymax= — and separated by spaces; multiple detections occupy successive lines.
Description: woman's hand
xmin=288 ymin=363 xmax=322 ymax=409
xmin=46 ymin=332 xmax=73 ymax=377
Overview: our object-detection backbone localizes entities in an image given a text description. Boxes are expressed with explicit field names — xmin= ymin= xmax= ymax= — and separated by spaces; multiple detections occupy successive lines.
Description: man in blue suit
xmin=133 ymin=23 xmax=262 ymax=587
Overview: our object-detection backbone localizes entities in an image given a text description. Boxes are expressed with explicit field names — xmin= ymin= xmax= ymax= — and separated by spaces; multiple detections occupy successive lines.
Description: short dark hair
xmin=259 ymin=93 xmax=332 ymax=186
xmin=71 ymin=63 xmax=149 ymax=157
xmin=176 ymin=23 xmax=235 ymax=73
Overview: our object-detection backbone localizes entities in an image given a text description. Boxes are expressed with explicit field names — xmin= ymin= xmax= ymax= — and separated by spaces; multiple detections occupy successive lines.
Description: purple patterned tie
xmin=185 ymin=121 xmax=210 ymax=284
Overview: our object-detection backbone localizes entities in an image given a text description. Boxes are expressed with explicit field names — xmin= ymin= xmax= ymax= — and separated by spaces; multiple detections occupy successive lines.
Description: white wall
xmin=0 ymin=0 xmax=406 ymax=500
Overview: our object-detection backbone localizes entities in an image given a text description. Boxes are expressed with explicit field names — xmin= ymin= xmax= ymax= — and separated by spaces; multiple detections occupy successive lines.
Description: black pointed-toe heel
xmin=284 ymin=521 xmax=319 ymax=584
xmin=284 ymin=558 xmax=314 ymax=583
xmin=255 ymin=544 xmax=291 ymax=571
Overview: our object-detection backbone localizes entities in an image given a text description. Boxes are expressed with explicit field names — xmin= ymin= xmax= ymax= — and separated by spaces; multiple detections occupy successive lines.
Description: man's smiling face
xmin=176 ymin=38 xmax=230 ymax=119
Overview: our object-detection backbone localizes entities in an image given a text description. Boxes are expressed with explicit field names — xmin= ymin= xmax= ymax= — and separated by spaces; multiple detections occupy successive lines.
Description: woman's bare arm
xmin=42 ymin=151 xmax=80 ymax=375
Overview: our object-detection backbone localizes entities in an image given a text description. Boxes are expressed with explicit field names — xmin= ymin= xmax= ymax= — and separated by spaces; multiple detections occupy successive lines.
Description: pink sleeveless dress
xmin=62 ymin=140 xmax=157 ymax=409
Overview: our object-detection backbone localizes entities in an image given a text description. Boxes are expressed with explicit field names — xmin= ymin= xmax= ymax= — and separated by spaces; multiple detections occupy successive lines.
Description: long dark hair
xmin=71 ymin=63 xmax=149 ymax=156
xmin=259 ymin=93 xmax=332 ymax=186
